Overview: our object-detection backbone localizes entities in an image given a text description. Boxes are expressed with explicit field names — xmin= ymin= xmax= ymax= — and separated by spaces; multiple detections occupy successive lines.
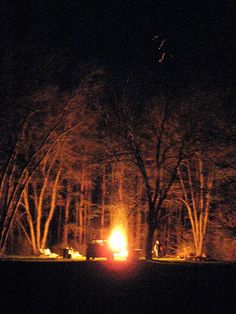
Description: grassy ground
xmin=0 ymin=259 xmax=235 ymax=314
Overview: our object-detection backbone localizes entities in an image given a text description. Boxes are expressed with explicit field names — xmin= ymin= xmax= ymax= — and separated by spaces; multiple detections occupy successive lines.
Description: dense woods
xmin=0 ymin=70 xmax=235 ymax=260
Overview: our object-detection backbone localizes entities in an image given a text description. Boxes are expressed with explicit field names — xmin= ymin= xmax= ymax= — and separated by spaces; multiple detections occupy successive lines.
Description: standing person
xmin=153 ymin=240 xmax=159 ymax=258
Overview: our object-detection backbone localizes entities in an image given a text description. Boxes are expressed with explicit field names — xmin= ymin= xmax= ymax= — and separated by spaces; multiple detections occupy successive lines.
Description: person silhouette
xmin=153 ymin=240 xmax=159 ymax=258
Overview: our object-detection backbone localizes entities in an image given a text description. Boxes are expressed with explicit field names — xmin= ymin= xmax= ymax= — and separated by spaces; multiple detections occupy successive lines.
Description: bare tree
xmin=177 ymin=154 xmax=214 ymax=257
xmin=103 ymin=93 xmax=192 ymax=259
xmin=0 ymin=86 xmax=91 ymax=254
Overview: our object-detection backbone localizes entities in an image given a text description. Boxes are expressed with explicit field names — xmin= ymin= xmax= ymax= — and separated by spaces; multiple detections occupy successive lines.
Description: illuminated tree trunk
xmin=100 ymin=166 xmax=106 ymax=239
xmin=79 ymin=159 xmax=92 ymax=244
xmin=79 ymin=203 xmax=83 ymax=244
xmin=177 ymin=205 xmax=182 ymax=249
xmin=62 ymin=189 xmax=70 ymax=246
xmin=36 ymin=176 xmax=47 ymax=250
xmin=75 ymin=199 xmax=79 ymax=243
xmin=57 ymin=206 xmax=62 ymax=242
xmin=117 ymin=163 xmax=126 ymax=226
xmin=22 ymin=186 xmax=37 ymax=255
xmin=178 ymin=157 xmax=213 ymax=257
xmin=85 ymin=169 xmax=92 ymax=243
xmin=41 ymin=167 xmax=61 ymax=249
xmin=79 ymin=160 xmax=86 ymax=243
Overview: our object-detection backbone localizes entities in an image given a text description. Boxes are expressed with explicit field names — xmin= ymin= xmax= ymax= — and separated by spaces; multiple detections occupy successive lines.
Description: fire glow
xmin=108 ymin=227 xmax=128 ymax=259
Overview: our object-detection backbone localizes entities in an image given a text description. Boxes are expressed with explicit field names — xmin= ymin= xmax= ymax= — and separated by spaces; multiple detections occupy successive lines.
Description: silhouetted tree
xmin=103 ymin=92 xmax=193 ymax=259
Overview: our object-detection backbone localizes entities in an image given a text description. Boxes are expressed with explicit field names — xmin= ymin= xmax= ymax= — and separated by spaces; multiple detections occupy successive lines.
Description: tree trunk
xmin=62 ymin=194 xmax=70 ymax=246
xmin=135 ymin=176 xmax=142 ymax=249
xmin=57 ymin=206 xmax=62 ymax=243
xmin=80 ymin=159 xmax=86 ymax=243
xmin=145 ymin=221 xmax=155 ymax=259
xmin=23 ymin=187 xmax=37 ymax=255
xmin=101 ymin=166 xmax=105 ymax=239
xmin=41 ymin=168 xmax=60 ymax=249
xmin=145 ymin=205 xmax=155 ymax=259
xmin=36 ymin=177 xmax=47 ymax=250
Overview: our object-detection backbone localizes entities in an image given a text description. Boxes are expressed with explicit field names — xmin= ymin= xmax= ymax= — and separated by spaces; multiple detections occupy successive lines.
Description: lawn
xmin=0 ymin=259 xmax=235 ymax=314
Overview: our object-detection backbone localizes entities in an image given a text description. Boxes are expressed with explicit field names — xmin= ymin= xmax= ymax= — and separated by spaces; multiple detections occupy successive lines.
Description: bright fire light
xmin=109 ymin=227 xmax=128 ymax=258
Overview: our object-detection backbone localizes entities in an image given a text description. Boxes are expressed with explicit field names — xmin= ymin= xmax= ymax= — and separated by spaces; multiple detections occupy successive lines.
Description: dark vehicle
xmin=86 ymin=240 xmax=114 ymax=261
xmin=62 ymin=248 xmax=71 ymax=259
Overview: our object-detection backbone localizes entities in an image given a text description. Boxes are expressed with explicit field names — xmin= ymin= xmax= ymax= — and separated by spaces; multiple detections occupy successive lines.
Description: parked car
xmin=86 ymin=240 xmax=114 ymax=261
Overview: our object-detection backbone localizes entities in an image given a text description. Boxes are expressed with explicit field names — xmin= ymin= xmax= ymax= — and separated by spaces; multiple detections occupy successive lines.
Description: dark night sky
xmin=1 ymin=0 xmax=235 ymax=93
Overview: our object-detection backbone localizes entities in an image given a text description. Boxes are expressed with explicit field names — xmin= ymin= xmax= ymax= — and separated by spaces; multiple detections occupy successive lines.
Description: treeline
xmin=0 ymin=68 xmax=235 ymax=260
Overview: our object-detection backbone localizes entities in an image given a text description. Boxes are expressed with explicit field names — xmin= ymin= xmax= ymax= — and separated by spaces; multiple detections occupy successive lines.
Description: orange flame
xmin=109 ymin=227 xmax=128 ymax=259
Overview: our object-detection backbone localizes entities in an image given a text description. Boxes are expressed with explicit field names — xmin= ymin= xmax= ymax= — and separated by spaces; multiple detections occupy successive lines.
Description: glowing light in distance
xmin=109 ymin=227 xmax=128 ymax=258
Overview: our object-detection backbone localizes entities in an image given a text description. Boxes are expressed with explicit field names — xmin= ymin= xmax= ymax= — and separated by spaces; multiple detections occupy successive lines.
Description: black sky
xmin=1 ymin=0 xmax=235 ymax=91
